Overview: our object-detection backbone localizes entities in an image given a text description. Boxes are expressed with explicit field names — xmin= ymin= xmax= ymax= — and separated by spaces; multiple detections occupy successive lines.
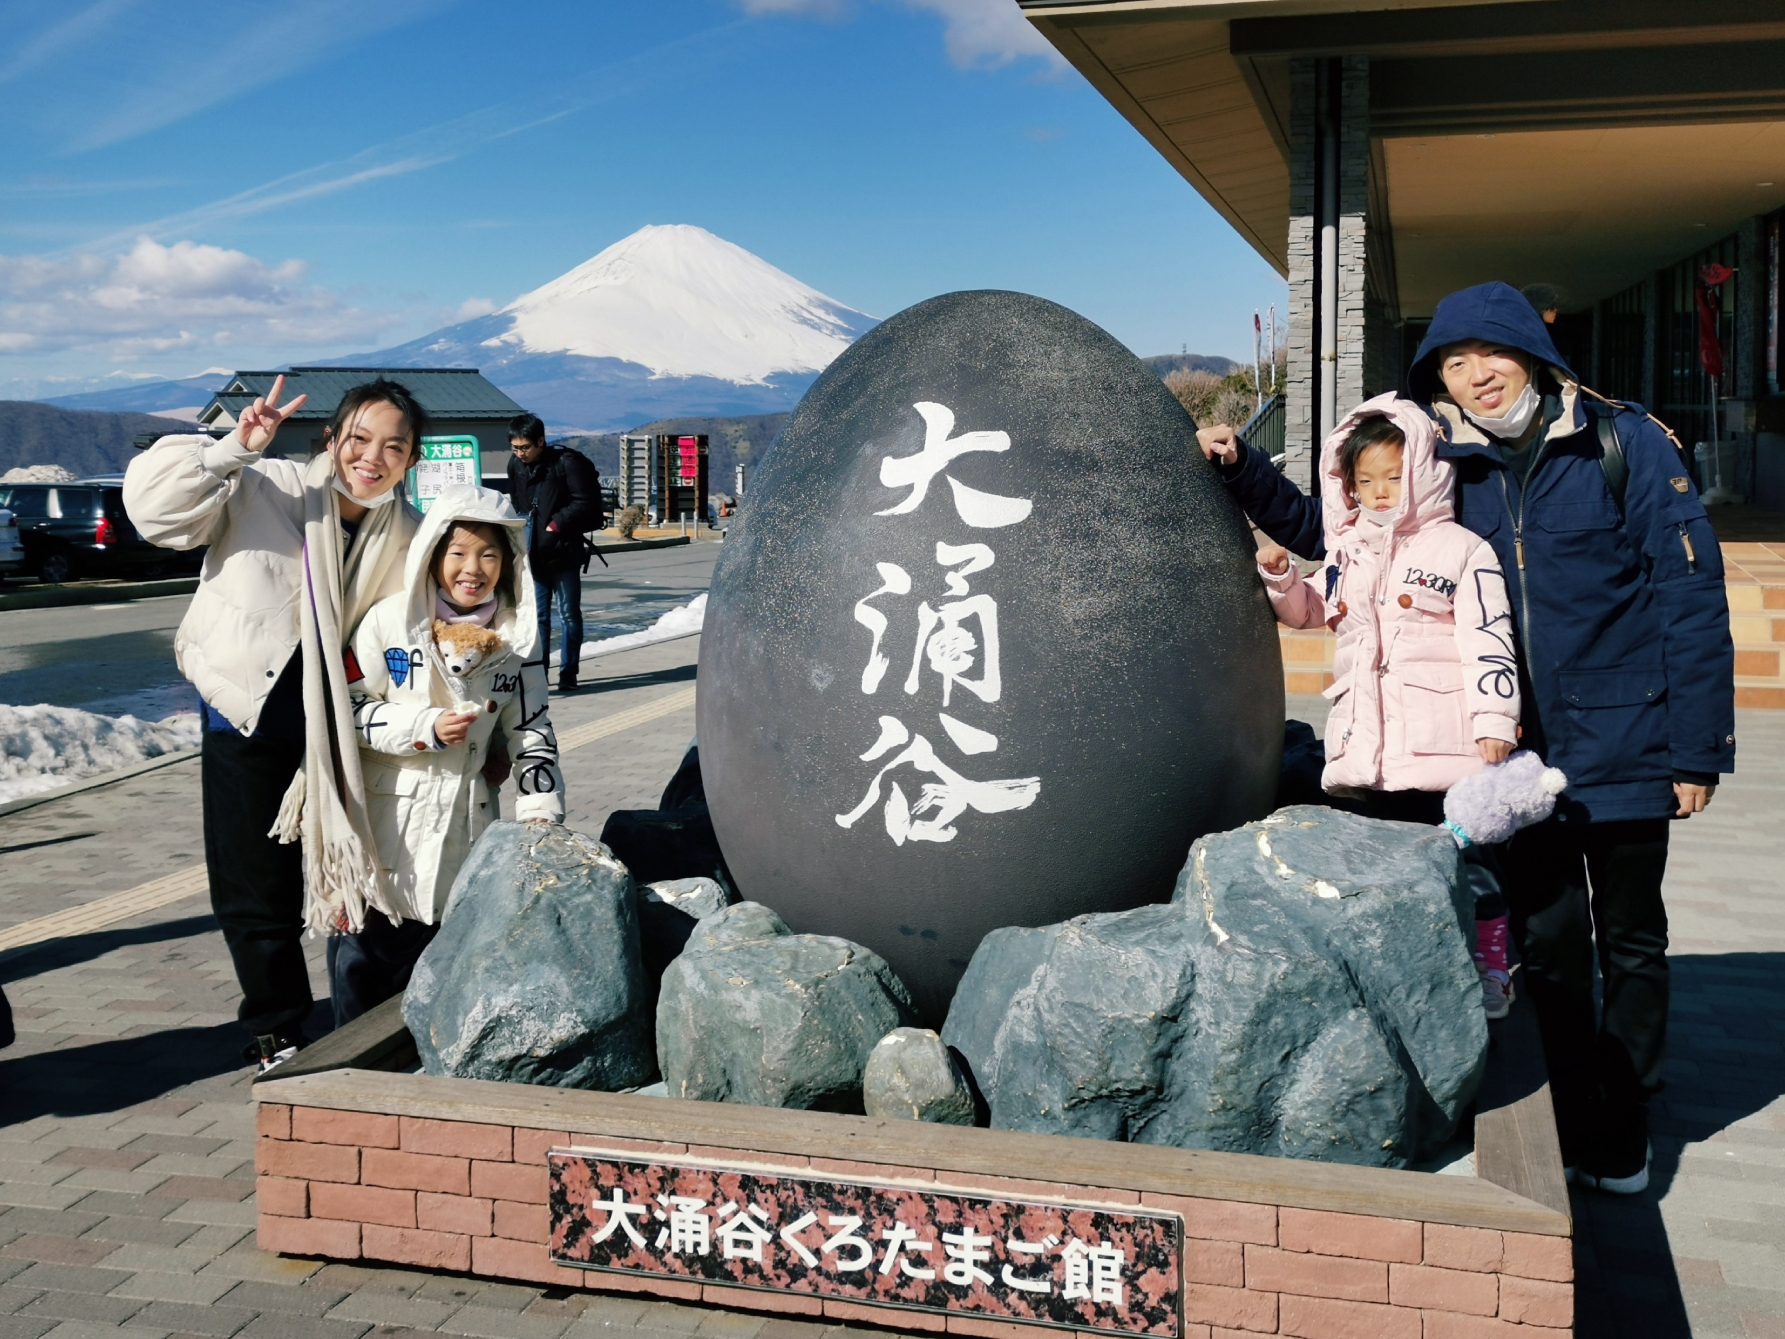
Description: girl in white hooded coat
xmin=333 ymin=485 xmax=564 ymax=1023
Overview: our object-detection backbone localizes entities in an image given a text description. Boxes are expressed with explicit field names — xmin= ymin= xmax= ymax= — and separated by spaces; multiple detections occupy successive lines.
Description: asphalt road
xmin=0 ymin=539 xmax=722 ymax=720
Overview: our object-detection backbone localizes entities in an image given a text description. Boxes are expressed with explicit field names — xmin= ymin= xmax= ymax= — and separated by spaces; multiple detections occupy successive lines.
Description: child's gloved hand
xmin=1256 ymin=544 xmax=1292 ymax=576
xmin=1477 ymin=738 xmax=1513 ymax=764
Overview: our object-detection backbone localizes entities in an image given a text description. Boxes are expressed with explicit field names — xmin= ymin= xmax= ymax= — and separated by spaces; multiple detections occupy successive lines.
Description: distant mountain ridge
xmin=1142 ymin=352 xmax=1239 ymax=377
xmin=0 ymin=403 xmax=196 ymax=479
xmin=43 ymin=370 xmax=231 ymax=417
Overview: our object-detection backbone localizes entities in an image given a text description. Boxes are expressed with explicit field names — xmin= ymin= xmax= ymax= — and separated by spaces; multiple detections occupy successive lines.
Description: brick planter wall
xmin=255 ymin=1095 xmax=1573 ymax=1338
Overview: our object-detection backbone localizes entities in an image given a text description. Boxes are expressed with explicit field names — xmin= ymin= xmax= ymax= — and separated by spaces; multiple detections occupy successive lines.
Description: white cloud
xmin=16 ymin=0 xmax=455 ymax=153
xmin=68 ymin=22 xmax=747 ymax=259
xmin=737 ymin=0 xmax=851 ymax=12
xmin=455 ymin=297 xmax=497 ymax=321
xmin=737 ymin=0 xmax=1059 ymax=70
xmin=901 ymin=0 xmax=1058 ymax=70
xmin=0 ymin=236 xmax=403 ymax=363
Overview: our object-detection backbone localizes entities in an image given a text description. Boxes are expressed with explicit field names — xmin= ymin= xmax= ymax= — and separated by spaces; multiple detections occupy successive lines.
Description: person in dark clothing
xmin=1200 ymin=281 xmax=1735 ymax=1195
xmin=505 ymin=412 xmax=604 ymax=692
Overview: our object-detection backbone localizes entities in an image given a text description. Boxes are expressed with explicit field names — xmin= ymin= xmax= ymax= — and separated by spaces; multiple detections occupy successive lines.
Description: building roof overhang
xmin=1021 ymin=0 xmax=1785 ymax=312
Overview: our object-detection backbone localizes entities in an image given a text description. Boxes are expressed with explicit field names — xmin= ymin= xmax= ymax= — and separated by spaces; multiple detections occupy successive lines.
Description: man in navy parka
xmin=1204 ymin=281 xmax=1735 ymax=1193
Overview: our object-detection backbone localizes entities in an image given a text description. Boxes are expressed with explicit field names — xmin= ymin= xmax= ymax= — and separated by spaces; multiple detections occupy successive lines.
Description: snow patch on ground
xmin=0 ymin=704 xmax=201 ymax=803
xmin=550 ymin=593 xmax=708 ymax=669
xmin=1 ymin=464 xmax=78 ymax=484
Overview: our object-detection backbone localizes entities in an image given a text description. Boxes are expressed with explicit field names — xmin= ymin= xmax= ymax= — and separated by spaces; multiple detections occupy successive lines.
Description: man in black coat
xmin=506 ymin=413 xmax=604 ymax=691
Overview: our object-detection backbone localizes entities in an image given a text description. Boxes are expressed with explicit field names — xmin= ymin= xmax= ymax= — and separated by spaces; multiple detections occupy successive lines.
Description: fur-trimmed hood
xmin=399 ymin=486 xmax=537 ymax=662
xmin=1319 ymin=392 xmax=1451 ymax=551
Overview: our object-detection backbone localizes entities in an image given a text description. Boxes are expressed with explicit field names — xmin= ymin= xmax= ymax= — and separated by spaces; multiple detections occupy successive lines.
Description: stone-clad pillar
xmin=1285 ymin=60 xmax=1317 ymax=494
xmin=1285 ymin=55 xmax=1391 ymax=496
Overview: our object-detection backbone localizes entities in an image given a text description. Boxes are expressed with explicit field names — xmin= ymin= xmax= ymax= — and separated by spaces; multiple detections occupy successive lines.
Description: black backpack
xmin=1584 ymin=388 xmax=1689 ymax=518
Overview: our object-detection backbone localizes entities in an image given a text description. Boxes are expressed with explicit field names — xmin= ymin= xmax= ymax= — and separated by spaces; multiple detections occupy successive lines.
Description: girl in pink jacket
xmin=1259 ymin=392 xmax=1520 ymax=1012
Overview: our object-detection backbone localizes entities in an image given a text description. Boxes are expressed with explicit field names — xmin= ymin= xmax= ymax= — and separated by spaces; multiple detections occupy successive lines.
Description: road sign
xmin=408 ymin=436 xmax=482 ymax=513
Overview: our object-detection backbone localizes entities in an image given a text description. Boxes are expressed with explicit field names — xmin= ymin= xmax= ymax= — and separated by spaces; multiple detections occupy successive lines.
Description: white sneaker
xmin=1479 ymin=968 xmax=1513 ymax=1020
xmin=1580 ymin=1142 xmax=1652 ymax=1195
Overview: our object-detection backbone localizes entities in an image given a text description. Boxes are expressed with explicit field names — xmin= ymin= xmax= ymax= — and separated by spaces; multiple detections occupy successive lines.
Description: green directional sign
xmin=408 ymin=435 xmax=482 ymax=513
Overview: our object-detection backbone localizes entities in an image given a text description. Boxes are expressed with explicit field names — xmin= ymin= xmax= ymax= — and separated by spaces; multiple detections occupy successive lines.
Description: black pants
xmin=327 ymin=915 xmax=439 ymax=1030
xmin=1503 ymin=818 xmax=1670 ymax=1164
xmin=201 ymin=728 xmax=312 ymax=1039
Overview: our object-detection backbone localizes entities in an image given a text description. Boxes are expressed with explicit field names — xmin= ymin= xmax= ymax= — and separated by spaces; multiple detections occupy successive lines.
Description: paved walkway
xmin=2 ymin=645 xmax=1783 ymax=1336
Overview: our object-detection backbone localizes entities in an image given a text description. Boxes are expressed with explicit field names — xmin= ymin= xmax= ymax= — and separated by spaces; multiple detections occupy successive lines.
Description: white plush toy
xmin=1442 ymin=749 xmax=1568 ymax=848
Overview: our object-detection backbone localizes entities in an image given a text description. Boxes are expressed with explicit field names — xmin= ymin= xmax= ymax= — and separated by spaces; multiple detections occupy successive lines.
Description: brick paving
xmin=2 ymin=606 xmax=1783 ymax=1335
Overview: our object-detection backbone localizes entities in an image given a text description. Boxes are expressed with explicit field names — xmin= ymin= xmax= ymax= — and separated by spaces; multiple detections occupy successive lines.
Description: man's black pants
xmin=327 ymin=916 xmax=439 ymax=1030
xmin=1503 ymin=818 xmax=1670 ymax=1165
xmin=201 ymin=728 xmax=312 ymax=1040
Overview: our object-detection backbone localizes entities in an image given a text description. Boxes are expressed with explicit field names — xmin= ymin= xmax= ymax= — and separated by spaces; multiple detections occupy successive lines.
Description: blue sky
xmin=0 ymin=0 xmax=1286 ymax=397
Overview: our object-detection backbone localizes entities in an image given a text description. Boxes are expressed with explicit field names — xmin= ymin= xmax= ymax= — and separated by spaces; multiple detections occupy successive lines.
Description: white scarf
xmin=271 ymin=451 xmax=419 ymax=935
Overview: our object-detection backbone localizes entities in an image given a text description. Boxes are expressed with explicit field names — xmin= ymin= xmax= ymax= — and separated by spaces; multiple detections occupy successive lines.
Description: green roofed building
xmin=198 ymin=367 xmax=527 ymax=481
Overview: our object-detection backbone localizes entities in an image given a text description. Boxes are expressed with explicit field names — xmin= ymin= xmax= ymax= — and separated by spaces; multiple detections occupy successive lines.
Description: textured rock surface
xmin=862 ymin=1027 xmax=976 ymax=1125
xmin=698 ymin=290 xmax=1282 ymax=1024
xmin=657 ymin=901 xmax=919 ymax=1111
xmin=942 ymin=806 xmax=1486 ymax=1168
xmin=638 ymin=876 xmax=736 ymax=987
xmin=404 ymin=822 xmax=655 ymax=1090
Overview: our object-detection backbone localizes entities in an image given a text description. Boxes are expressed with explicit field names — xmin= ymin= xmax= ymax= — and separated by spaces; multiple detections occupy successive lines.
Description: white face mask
xmin=333 ymin=474 xmax=399 ymax=508
xmin=1356 ymin=506 xmax=1393 ymax=526
xmin=1463 ymin=382 xmax=1540 ymax=440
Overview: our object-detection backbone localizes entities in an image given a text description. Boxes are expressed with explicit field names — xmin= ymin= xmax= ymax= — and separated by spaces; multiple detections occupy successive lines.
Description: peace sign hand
xmin=235 ymin=374 xmax=308 ymax=453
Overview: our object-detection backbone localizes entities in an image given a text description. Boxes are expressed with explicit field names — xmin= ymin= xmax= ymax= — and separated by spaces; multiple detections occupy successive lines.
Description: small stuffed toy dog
xmin=1443 ymin=749 xmax=1567 ymax=847
xmin=432 ymin=619 xmax=505 ymax=679
xmin=432 ymin=619 xmax=506 ymax=716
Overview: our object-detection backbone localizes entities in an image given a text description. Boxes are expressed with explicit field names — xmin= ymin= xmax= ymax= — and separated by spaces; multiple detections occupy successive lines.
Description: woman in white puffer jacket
xmin=123 ymin=377 xmax=424 ymax=1065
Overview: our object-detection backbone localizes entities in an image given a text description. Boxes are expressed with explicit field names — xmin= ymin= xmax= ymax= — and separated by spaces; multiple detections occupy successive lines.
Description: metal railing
xmin=1240 ymin=394 xmax=1286 ymax=467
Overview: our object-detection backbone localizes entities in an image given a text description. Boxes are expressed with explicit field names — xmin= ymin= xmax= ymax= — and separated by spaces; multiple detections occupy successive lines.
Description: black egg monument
xmin=698 ymin=291 xmax=1283 ymax=1025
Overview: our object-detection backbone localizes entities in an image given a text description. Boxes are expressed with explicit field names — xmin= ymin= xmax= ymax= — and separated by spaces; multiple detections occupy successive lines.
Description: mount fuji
xmin=321 ymin=224 xmax=878 ymax=431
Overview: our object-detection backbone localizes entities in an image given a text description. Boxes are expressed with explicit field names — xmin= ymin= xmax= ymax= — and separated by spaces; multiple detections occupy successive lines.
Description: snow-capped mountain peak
xmin=487 ymin=224 xmax=873 ymax=385
xmin=309 ymin=223 xmax=877 ymax=430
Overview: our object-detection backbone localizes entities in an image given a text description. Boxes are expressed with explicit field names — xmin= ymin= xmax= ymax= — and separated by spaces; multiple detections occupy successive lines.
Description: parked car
xmin=0 ymin=481 xmax=200 ymax=584
xmin=0 ymin=504 xmax=22 ymax=576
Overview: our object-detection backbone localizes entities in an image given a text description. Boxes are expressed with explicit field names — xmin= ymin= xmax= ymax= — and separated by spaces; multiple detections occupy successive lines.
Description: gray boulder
xmin=638 ymin=876 xmax=737 ymax=987
xmin=863 ymin=1028 xmax=976 ymax=1125
xmin=404 ymin=822 xmax=656 ymax=1091
xmin=657 ymin=902 xmax=920 ymax=1111
xmin=941 ymin=807 xmax=1486 ymax=1168
xmin=645 ymin=876 xmax=733 ymax=920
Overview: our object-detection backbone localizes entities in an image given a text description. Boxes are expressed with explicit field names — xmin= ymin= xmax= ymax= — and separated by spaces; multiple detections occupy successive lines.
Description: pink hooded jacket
xmin=1263 ymin=392 xmax=1520 ymax=794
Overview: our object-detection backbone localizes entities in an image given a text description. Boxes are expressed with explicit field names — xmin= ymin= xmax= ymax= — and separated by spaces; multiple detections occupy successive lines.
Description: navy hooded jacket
xmin=1222 ymin=281 xmax=1735 ymax=824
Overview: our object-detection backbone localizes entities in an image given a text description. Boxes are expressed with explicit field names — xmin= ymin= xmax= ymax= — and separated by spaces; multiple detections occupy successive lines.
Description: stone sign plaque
xmin=548 ymin=1151 xmax=1182 ymax=1335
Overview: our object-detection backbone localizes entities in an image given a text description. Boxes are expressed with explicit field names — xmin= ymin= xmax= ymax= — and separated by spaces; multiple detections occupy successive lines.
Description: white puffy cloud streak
xmin=0 ymin=236 xmax=402 ymax=362
xmin=902 ymin=0 xmax=1058 ymax=69
xmin=737 ymin=0 xmax=1060 ymax=70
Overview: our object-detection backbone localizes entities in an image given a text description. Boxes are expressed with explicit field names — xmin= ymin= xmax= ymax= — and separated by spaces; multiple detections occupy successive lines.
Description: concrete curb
xmin=0 ymin=577 xmax=199 ymax=612
xmin=591 ymin=535 xmax=695 ymax=555
xmin=0 ymin=747 xmax=201 ymax=820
